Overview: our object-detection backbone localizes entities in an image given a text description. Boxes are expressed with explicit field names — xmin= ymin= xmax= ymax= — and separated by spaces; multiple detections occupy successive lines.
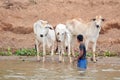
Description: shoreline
xmin=0 ymin=56 xmax=120 ymax=64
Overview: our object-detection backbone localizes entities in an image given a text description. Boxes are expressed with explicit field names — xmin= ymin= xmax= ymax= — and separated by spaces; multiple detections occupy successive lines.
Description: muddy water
xmin=0 ymin=59 xmax=120 ymax=80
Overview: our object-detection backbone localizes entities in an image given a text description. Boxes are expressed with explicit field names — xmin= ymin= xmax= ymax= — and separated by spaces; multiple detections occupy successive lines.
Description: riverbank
xmin=0 ymin=56 xmax=120 ymax=64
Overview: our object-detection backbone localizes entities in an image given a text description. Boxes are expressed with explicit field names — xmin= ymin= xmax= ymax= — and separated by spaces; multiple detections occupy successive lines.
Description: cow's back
xmin=66 ymin=19 xmax=87 ymax=36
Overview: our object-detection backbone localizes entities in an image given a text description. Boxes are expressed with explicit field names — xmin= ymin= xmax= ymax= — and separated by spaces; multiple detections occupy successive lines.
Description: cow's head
xmin=39 ymin=22 xmax=52 ymax=37
xmin=92 ymin=16 xmax=105 ymax=29
xmin=56 ymin=29 xmax=66 ymax=42
xmin=55 ymin=25 xmax=67 ymax=42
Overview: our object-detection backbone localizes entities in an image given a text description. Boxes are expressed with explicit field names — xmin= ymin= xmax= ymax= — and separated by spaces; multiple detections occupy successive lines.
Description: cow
xmin=33 ymin=20 xmax=56 ymax=62
xmin=66 ymin=16 xmax=105 ymax=62
xmin=55 ymin=24 xmax=72 ymax=62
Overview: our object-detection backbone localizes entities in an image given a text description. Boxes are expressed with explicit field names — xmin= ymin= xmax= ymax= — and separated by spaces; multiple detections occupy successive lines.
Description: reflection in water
xmin=0 ymin=60 xmax=120 ymax=80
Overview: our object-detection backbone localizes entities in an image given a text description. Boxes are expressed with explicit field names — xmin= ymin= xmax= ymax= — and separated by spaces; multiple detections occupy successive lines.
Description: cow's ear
xmin=57 ymin=32 xmax=59 ymax=35
xmin=53 ymin=26 xmax=56 ymax=30
xmin=101 ymin=18 xmax=105 ymax=21
xmin=92 ymin=18 xmax=96 ymax=21
xmin=45 ymin=27 xmax=52 ymax=30
xmin=49 ymin=27 xmax=52 ymax=30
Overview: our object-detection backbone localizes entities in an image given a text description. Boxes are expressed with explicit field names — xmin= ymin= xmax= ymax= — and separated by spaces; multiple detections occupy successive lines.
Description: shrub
xmin=104 ymin=51 xmax=117 ymax=57
xmin=15 ymin=48 xmax=36 ymax=56
xmin=87 ymin=52 xmax=93 ymax=57
xmin=7 ymin=47 xmax=12 ymax=55
xmin=0 ymin=47 xmax=12 ymax=56
xmin=75 ymin=52 xmax=79 ymax=57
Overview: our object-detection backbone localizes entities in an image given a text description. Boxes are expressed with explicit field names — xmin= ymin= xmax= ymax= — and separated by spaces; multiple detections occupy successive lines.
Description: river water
xmin=0 ymin=57 xmax=120 ymax=80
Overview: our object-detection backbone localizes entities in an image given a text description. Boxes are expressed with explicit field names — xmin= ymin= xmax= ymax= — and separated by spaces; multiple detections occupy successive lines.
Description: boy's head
xmin=77 ymin=34 xmax=83 ymax=42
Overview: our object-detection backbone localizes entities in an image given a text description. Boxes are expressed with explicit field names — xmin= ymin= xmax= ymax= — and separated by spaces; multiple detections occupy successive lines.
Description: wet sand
xmin=0 ymin=56 xmax=120 ymax=64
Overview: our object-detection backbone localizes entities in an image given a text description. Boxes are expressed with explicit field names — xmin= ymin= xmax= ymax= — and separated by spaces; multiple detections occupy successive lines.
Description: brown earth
xmin=0 ymin=0 xmax=120 ymax=55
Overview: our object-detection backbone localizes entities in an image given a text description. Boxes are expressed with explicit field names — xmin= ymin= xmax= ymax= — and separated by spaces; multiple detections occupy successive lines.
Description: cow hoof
xmin=22 ymin=59 xmax=25 ymax=62
xmin=59 ymin=61 xmax=62 ymax=63
xmin=90 ymin=58 xmax=98 ymax=62
xmin=90 ymin=58 xmax=93 ymax=61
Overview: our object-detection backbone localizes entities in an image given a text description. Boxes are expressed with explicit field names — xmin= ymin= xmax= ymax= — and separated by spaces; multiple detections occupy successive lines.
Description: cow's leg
xmin=58 ymin=46 xmax=62 ymax=62
xmin=58 ymin=43 xmax=64 ymax=62
xmin=71 ymin=45 xmax=75 ymax=57
xmin=92 ymin=42 xmax=97 ymax=62
xmin=68 ymin=44 xmax=72 ymax=63
xmin=43 ymin=38 xmax=46 ymax=62
xmin=57 ymin=43 xmax=61 ymax=62
xmin=85 ymin=39 xmax=89 ymax=51
xmin=61 ymin=45 xmax=65 ymax=62
xmin=35 ymin=39 xmax=40 ymax=61
xmin=55 ymin=41 xmax=59 ymax=54
xmin=71 ymin=38 xmax=75 ymax=57
xmin=51 ymin=43 xmax=54 ymax=61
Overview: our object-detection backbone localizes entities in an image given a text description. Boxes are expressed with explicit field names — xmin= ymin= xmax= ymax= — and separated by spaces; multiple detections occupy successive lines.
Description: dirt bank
xmin=0 ymin=0 xmax=120 ymax=54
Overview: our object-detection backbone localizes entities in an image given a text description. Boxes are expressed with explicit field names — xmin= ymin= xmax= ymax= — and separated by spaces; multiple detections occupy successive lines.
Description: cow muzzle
xmin=56 ymin=39 xmax=61 ymax=42
xmin=40 ymin=34 xmax=43 ymax=37
xmin=96 ymin=25 xmax=99 ymax=28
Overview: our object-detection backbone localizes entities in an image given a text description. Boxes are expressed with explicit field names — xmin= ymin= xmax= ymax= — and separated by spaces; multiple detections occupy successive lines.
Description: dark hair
xmin=77 ymin=34 xmax=83 ymax=41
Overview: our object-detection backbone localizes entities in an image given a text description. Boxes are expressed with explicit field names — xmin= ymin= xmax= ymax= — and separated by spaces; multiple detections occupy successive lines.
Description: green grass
xmin=103 ymin=51 xmax=117 ymax=57
xmin=74 ymin=52 xmax=93 ymax=59
xmin=63 ymin=52 xmax=68 ymax=56
xmin=0 ymin=47 xmax=12 ymax=56
xmin=86 ymin=51 xmax=117 ymax=57
xmin=15 ymin=48 xmax=45 ymax=56
xmin=15 ymin=48 xmax=36 ymax=56
xmin=87 ymin=52 xmax=93 ymax=57
xmin=7 ymin=47 xmax=12 ymax=55
xmin=0 ymin=48 xmax=118 ymax=57
xmin=75 ymin=52 xmax=79 ymax=57
xmin=74 ymin=52 xmax=93 ymax=57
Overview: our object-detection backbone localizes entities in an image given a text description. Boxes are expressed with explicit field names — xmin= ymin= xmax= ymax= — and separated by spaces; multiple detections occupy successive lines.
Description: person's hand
xmin=74 ymin=48 xmax=79 ymax=52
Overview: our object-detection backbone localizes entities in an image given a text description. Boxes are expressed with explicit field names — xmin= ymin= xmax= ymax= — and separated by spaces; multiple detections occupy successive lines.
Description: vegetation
xmin=7 ymin=47 xmax=12 ymax=55
xmin=74 ymin=52 xmax=79 ymax=57
xmin=63 ymin=52 xmax=68 ymax=56
xmin=15 ymin=48 xmax=36 ymax=56
xmin=86 ymin=52 xmax=93 ymax=57
xmin=103 ymin=50 xmax=117 ymax=57
xmin=74 ymin=52 xmax=93 ymax=57
xmin=0 ymin=47 xmax=12 ymax=56
xmin=86 ymin=51 xmax=117 ymax=57
xmin=0 ymin=48 xmax=118 ymax=57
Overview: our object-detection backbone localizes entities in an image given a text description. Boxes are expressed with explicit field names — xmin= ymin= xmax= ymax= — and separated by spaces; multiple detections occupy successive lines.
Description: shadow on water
xmin=0 ymin=59 xmax=120 ymax=80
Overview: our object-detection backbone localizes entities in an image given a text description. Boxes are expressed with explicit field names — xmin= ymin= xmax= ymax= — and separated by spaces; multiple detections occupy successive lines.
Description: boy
xmin=76 ymin=34 xmax=87 ymax=70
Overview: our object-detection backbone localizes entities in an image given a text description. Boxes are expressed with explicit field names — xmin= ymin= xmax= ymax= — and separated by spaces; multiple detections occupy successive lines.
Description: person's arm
xmin=77 ymin=50 xmax=83 ymax=61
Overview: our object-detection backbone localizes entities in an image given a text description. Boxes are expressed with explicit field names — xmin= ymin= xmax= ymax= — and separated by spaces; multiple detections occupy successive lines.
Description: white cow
xmin=66 ymin=16 xmax=105 ymax=62
xmin=33 ymin=20 xmax=56 ymax=62
xmin=55 ymin=24 xmax=72 ymax=62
